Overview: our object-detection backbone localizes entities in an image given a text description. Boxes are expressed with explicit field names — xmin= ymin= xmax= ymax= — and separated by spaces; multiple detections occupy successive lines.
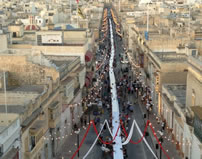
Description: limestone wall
xmin=186 ymin=71 xmax=202 ymax=107
xmin=161 ymin=71 xmax=187 ymax=85
xmin=9 ymin=44 xmax=32 ymax=49
xmin=0 ymin=92 xmax=39 ymax=105
xmin=0 ymin=55 xmax=59 ymax=86
xmin=148 ymin=39 xmax=187 ymax=52
xmin=33 ymin=45 xmax=87 ymax=64
xmin=63 ymin=31 xmax=86 ymax=42
xmin=161 ymin=62 xmax=187 ymax=72
xmin=0 ymin=34 xmax=8 ymax=51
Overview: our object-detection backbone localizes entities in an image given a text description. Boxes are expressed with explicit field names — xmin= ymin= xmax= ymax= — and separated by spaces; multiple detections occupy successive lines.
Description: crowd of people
xmin=73 ymin=9 xmax=167 ymax=158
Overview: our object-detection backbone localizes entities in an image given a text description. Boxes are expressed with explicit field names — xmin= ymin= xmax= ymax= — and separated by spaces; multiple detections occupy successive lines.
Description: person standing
xmin=84 ymin=116 xmax=87 ymax=126
xmin=161 ymin=120 xmax=166 ymax=131
xmin=74 ymin=123 xmax=78 ymax=131
xmin=80 ymin=116 xmax=83 ymax=127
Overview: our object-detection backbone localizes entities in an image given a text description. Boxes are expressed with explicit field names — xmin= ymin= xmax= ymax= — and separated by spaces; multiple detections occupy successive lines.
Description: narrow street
xmin=57 ymin=5 xmax=168 ymax=159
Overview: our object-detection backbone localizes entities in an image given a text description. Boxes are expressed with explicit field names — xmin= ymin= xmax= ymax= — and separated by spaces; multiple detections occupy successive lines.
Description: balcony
xmin=25 ymin=119 xmax=45 ymax=159
xmin=29 ymin=120 xmax=45 ymax=137
xmin=24 ymin=136 xmax=44 ymax=159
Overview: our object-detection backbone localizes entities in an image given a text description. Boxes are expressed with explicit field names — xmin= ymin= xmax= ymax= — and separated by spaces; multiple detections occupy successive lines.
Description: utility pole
xmin=70 ymin=0 xmax=72 ymax=22
xmin=147 ymin=3 xmax=149 ymax=33
xmin=77 ymin=2 xmax=79 ymax=27
xmin=4 ymin=71 xmax=8 ymax=116
xmin=188 ymin=4 xmax=191 ymax=36
xmin=119 ymin=0 xmax=120 ymax=13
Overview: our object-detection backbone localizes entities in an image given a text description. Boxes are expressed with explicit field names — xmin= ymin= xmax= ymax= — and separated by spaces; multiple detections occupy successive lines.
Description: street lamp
xmin=75 ymin=128 xmax=80 ymax=158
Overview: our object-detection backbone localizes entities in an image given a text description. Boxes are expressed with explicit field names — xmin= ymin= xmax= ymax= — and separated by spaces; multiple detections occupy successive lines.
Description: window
xmin=45 ymin=144 xmax=48 ymax=159
xmin=192 ymin=89 xmax=196 ymax=106
xmin=192 ymin=50 xmax=197 ymax=57
xmin=185 ymin=139 xmax=189 ymax=158
xmin=48 ymin=13 xmax=54 ymax=16
xmin=50 ymin=112 xmax=54 ymax=120
xmin=0 ymin=146 xmax=2 ymax=154
xmin=30 ymin=136 xmax=36 ymax=150
xmin=167 ymin=109 xmax=170 ymax=128
xmin=180 ymin=133 xmax=183 ymax=149
xmin=174 ymin=123 xmax=177 ymax=136
xmin=13 ymin=32 xmax=17 ymax=37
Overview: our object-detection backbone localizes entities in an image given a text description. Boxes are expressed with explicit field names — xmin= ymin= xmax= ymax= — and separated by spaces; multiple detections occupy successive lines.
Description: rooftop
xmin=165 ymin=84 xmax=186 ymax=108
xmin=44 ymin=55 xmax=79 ymax=71
xmin=0 ymin=105 xmax=27 ymax=115
xmin=8 ymin=85 xmax=45 ymax=94
xmin=153 ymin=52 xmax=187 ymax=62
xmin=0 ymin=113 xmax=19 ymax=133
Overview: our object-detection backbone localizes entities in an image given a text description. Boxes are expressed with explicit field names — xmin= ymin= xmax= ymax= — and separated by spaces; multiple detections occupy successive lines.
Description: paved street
xmin=56 ymin=5 xmax=181 ymax=159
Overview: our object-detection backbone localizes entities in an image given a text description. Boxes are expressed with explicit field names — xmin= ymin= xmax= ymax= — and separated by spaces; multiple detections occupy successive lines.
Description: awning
xmin=85 ymin=50 xmax=93 ymax=62
xmin=85 ymin=78 xmax=90 ymax=87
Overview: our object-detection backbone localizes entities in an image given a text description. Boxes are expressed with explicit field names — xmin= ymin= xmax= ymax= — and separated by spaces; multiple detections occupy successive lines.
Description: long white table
xmin=109 ymin=19 xmax=124 ymax=159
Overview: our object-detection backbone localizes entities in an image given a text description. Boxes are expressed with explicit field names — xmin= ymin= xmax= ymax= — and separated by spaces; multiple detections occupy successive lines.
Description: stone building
xmin=125 ymin=3 xmax=202 ymax=158
xmin=0 ymin=113 xmax=21 ymax=159
xmin=162 ymin=84 xmax=189 ymax=158
xmin=186 ymin=56 xmax=202 ymax=159
xmin=161 ymin=55 xmax=202 ymax=159
xmin=130 ymin=24 xmax=188 ymax=113
xmin=0 ymin=50 xmax=86 ymax=159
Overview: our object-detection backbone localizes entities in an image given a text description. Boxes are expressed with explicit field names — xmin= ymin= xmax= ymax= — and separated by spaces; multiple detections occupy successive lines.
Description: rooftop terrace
xmin=153 ymin=52 xmax=187 ymax=62
xmin=165 ymin=84 xmax=186 ymax=108
xmin=0 ymin=113 xmax=19 ymax=133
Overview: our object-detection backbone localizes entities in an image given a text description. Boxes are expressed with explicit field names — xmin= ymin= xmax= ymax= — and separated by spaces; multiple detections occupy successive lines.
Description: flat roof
xmin=153 ymin=52 xmax=187 ymax=62
xmin=0 ymin=105 xmax=26 ymax=114
xmin=41 ymin=28 xmax=87 ymax=31
xmin=0 ymin=113 xmax=19 ymax=133
xmin=8 ymin=85 xmax=45 ymax=94
xmin=45 ymin=55 xmax=79 ymax=71
xmin=165 ymin=84 xmax=186 ymax=108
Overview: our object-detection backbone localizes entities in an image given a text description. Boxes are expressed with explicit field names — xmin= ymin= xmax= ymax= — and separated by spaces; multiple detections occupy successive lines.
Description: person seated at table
xmin=101 ymin=144 xmax=110 ymax=153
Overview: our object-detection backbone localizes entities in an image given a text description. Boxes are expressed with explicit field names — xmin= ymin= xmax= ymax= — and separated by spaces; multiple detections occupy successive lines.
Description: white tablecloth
xmin=109 ymin=19 xmax=124 ymax=159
